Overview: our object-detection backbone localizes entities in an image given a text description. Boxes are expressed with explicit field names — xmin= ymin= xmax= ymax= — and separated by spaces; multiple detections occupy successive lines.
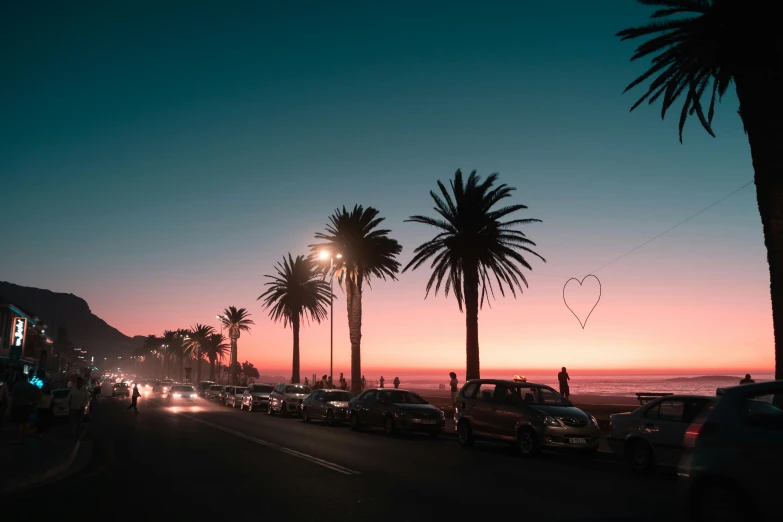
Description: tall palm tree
xmin=617 ymin=0 xmax=782 ymax=378
xmin=205 ymin=333 xmax=230 ymax=381
xmin=174 ymin=328 xmax=189 ymax=382
xmin=142 ymin=335 xmax=161 ymax=378
xmin=183 ymin=324 xmax=214 ymax=384
xmin=258 ymin=254 xmax=331 ymax=384
xmin=310 ymin=205 xmax=402 ymax=394
xmin=403 ymin=170 xmax=544 ymax=380
xmin=161 ymin=330 xmax=178 ymax=379
xmin=219 ymin=307 xmax=254 ymax=385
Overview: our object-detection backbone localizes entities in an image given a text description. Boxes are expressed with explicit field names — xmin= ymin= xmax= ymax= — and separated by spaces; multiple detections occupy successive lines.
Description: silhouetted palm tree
xmin=205 ymin=333 xmax=230 ymax=381
xmin=162 ymin=330 xmax=178 ymax=379
xmin=175 ymin=328 xmax=189 ymax=381
xmin=403 ymin=170 xmax=544 ymax=380
xmin=617 ymin=0 xmax=782 ymax=379
xmin=258 ymin=254 xmax=331 ymax=383
xmin=141 ymin=335 xmax=161 ymax=378
xmin=219 ymin=307 xmax=254 ymax=385
xmin=310 ymin=205 xmax=402 ymax=394
xmin=183 ymin=324 xmax=214 ymax=384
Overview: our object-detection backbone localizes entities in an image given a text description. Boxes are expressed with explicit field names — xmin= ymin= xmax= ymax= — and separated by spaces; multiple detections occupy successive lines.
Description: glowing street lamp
xmin=319 ymin=250 xmax=342 ymax=386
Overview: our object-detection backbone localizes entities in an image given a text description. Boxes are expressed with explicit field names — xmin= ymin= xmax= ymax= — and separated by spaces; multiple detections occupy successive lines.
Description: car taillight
xmin=683 ymin=423 xmax=701 ymax=448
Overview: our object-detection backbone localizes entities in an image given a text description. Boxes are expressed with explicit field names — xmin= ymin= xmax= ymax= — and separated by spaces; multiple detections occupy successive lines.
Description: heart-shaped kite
xmin=563 ymin=274 xmax=602 ymax=329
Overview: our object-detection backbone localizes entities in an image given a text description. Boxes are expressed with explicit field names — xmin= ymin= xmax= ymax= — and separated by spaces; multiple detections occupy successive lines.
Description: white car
xmin=607 ymin=394 xmax=715 ymax=473
xmin=223 ymin=386 xmax=247 ymax=408
xmin=166 ymin=384 xmax=197 ymax=404
xmin=268 ymin=383 xmax=312 ymax=416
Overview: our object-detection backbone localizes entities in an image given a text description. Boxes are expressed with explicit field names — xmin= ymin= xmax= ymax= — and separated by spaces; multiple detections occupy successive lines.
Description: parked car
xmin=348 ymin=388 xmax=444 ymax=436
xmin=680 ymin=380 xmax=783 ymax=522
xmin=112 ymin=383 xmax=130 ymax=397
xmin=608 ymin=394 xmax=716 ymax=473
xmin=166 ymin=384 xmax=197 ymax=404
xmin=453 ymin=378 xmax=601 ymax=456
xmin=205 ymin=385 xmax=225 ymax=401
xmin=224 ymin=386 xmax=247 ymax=408
xmin=241 ymin=383 xmax=274 ymax=412
xmin=302 ymin=389 xmax=354 ymax=426
xmin=268 ymin=383 xmax=312 ymax=416
xmin=52 ymin=388 xmax=91 ymax=418
xmin=197 ymin=381 xmax=215 ymax=397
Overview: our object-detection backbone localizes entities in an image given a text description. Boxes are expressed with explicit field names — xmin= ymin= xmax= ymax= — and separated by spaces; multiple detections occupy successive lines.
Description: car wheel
xmin=280 ymin=402 xmax=287 ymax=417
xmin=457 ymin=421 xmax=474 ymax=448
xmin=383 ymin=415 xmax=396 ymax=436
xmin=626 ymin=439 xmax=654 ymax=474
xmin=692 ymin=483 xmax=754 ymax=522
xmin=349 ymin=412 xmax=360 ymax=431
xmin=517 ymin=428 xmax=539 ymax=457
xmin=302 ymin=407 xmax=311 ymax=422
xmin=326 ymin=410 xmax=335 ymax=427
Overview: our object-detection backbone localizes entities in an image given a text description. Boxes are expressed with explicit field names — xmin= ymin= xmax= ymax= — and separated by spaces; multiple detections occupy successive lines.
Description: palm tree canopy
xmin=220 ymin=306 xmax=254 ymax=340
xmin=205 ymin=333 xmax=230 ymax=362
xmin=310 ymin=205 xmax=402 ymax=290
xmin=183 ymin=324 xmax=215 ymax=359
xmin=258 ymin=254 xmax=332 ymax=328
xmin=616 ymin=0 xmax=774 ymax=142
xmin=403 ymin=170 xmax=545 ymax=311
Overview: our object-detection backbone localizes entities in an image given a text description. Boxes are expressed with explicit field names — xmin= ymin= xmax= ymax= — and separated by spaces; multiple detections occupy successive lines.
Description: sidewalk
xmin=0 ymin=415 xmax=85 ymax=495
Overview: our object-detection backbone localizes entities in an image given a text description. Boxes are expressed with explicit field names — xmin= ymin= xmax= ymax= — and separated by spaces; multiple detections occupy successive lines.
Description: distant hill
xmin=1 ymin=281 xmax=145 ymax=359
xmin=664 ymin=376 xmax=741 ymax=382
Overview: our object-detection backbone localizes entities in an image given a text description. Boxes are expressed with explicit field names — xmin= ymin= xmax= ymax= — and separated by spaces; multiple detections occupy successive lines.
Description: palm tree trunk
xmin=230 ymin=336 xmax=238 ymax=385
xmin=463 ymin=262 xmax=480 ymax=381
xmin=736 ymin=71 xmax=783 ymax=380
xmin=209 ymin=357 xmax=216 ymax=381
xmin=292 ymin=316 xmax=301 ymax=383
xmin=347 ymin=276 xmax=363 ymax=395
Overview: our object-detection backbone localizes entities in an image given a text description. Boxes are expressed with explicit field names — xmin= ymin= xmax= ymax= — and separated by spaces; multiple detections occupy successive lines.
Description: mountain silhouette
xmin=1 ymin=281 xmax=145 ymax=359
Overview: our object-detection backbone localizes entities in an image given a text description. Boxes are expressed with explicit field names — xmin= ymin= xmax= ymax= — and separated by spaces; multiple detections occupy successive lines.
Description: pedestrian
xmin=320 ymin=375 xmax=328 ymax=389
xmin=339 ymin=373 xmax=347 ymax=390
xmin=449 ymin=372 xmax=459 ymax=406
xmin=304 ymin=377 xmax=309 ymax=386
xmin=558 ymin=367 xmax=571 ymax=399
xmin=11 ymin=373 xmax=38 ymax=443
xmin=361 ymin=375 xmax=366 ymax=391
xmin=91 ymin=381 xmax=101 ymax=404
xmin=66 ymin=377 xmax=89 ymax=438
xmin=739 ymin=374 xmax=755 ymax=385
xmin=393 ymin=377 xmax=400 ymax=389
xmin=127 ymin=384 xmax=140 ymax=412
xmin=379 ymin=376 xmax=385 ymax=388
xmin=36 ymin=383 xmax=54 ymax=434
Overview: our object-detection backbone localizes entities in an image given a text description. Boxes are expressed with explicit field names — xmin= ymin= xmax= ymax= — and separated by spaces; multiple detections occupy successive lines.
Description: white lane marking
xmin=172 ymin=409 xmax=361 ymax=476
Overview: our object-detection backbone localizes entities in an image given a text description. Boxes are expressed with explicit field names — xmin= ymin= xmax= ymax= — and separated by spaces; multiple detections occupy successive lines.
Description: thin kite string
xmin=531 ymin=180 xmax=754 ymax=279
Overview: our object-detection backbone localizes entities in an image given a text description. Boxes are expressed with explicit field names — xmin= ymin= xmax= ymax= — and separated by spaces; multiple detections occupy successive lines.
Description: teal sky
xmin=1 ymin=1 xmax=771 ymax=372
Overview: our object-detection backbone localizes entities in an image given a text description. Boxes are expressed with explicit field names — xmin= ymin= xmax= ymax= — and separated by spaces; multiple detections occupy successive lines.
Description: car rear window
xmin=325 ymin=392 xmax=352 ymax=402
xmin=252 ymin=385 xmax=273 ymax=392
xmin=285 ymin=385 xmax=311 ymax=394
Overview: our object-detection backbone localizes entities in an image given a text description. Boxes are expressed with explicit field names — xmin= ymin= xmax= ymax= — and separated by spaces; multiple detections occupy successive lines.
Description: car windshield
xmin=171 ymin=386 xmax=194 ymax=392
xmin=252 ymin=385 xmax=273 ymax=392
xmin=235 ymin=388 xmax=247 ymax=394
xmin=286 ymin=385 xmax=311 ymax=394
xmin=379 ymin=390 xmax=427 ymax=404
xmin=324 ymin=392 xmax=352 ymax=402
xmin=511 ymin=386 xmax=569 ymax=405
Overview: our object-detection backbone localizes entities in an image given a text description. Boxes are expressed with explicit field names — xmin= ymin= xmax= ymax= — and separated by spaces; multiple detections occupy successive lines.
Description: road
xmin=10 ymin=395 xmax=685 ymax=521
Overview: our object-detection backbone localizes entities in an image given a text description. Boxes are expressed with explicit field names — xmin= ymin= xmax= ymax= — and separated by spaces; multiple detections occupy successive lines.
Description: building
xmin=0 ymin=299 xmax=53 ymax=376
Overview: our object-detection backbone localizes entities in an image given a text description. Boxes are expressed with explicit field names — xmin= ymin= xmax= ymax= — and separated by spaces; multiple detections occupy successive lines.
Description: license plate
xmin=420 ymin=419 xmax=436 ymax=425
xmin=569 ymin=438 xmax=587 ymax=444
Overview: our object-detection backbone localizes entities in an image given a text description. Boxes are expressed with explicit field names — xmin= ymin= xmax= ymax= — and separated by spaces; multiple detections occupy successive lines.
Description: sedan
xmin=112 ymin=383 xmax=130 ymax=397
xmin=268 ymin=383 xmax=312 ymax=416
xmin=205 ymin=384 xmax=225 ymax=401
xmin=349 ymin=388 xmax=445 ymax=436
xmin=607 ymin=394 xmax=715 ymax=473
xmin=166 ymin=384 xmax=197 ymax=405
xmin=224 ymin=386 xmax=247 ymax=408
xmin=302 ymin=390 xmax=353 ymax=426
xmin=241 ymin=383 xmax=274 ymax=412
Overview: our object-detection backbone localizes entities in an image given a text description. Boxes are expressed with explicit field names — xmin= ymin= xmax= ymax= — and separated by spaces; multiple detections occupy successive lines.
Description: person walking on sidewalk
xmin=558 ymin=367 xmax=571 ymax=400
xmin=449 ymin=372 xmax=459 ymax=406
xmin=127 ymin=384 xmax=140 ymax=413
xmin=66 ymin=377 xmax=89 ymax=438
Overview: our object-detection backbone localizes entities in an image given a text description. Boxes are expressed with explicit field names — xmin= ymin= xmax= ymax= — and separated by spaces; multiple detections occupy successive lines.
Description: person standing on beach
xmin=379 ymin=376 xmax=385 ymax=388
xmin=739 ymin=374 xmax=755 ymax=385
xmin=361 ymin=375 xmax=366 ymax=391
xmin=558 ymin=367 xmax=570 ymax=399
xmin=449 ymin=372 xmax=458 ymax=406
xmin=393 ymin=377 xmax=400 ymax=389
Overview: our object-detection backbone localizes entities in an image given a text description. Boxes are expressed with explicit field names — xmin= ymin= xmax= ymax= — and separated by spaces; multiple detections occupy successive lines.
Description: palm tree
xmin=205 ymin=333 xmax=230 ymax=381
xmin=175 ymin=328 xmax=189 ymax=382
xmin=219 ymin=307 xmax=254 ymax=385
xmin=142 ymin=335 xmax=161 ymax=378
xmin=403 ymin=170 xmax=544 ymax=380
xmin=161 ymin=330 xmax=178 ymax=379
xmin=183 ymin=324 xmax=214 ymax=384
xmin=258 ymin=254 xmax=331 ymax=384
xmin=617 ymin=0 xmax=783 ymax=378
xmin=310 ymin=205 xmax=402 ymax=394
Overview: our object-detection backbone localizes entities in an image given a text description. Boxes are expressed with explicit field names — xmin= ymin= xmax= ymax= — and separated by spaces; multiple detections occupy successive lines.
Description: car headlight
xmin=543 ymin=415 xmax=561 ymax=427
xmin=173 ymin=393 xmax=181 ymax=398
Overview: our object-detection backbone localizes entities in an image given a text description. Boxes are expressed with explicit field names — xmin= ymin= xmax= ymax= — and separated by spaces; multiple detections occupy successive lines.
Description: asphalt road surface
xmin=11 ymin=395 xmax=685 ymax=521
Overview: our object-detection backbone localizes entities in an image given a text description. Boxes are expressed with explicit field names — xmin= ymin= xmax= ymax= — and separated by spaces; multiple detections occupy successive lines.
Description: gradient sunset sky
xmin=1 ymin=1 xmax=772 ymax=377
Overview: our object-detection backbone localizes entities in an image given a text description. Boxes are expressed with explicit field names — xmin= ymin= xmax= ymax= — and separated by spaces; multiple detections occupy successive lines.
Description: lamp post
xmin=320 ymin=250 xmax=342 ymax=387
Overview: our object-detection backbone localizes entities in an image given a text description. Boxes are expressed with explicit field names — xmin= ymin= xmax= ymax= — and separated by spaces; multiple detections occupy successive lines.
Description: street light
xmin=320 ymin=250 xmax=342 ymax=387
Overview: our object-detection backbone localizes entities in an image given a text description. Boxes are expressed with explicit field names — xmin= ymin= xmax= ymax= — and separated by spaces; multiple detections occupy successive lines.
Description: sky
xmin=0 ymin=1 xmax=773 ymax=378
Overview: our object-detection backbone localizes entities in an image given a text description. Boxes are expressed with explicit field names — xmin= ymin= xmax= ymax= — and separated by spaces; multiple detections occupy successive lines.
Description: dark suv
xmin=454 ymin=378 xmax=600 ymax=456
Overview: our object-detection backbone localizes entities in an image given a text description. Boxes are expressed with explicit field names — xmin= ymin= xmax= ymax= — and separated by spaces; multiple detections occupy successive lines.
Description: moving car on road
xmin=153 ymin=380 xmax=175 ymax=395
xmin=112 ymin=383 xmax=130 ymax=397
xmin=302 ymin=389 xmax=353 ymax=426
xmin=268 ymin=383 xmax=312 ymax=416
xmin=454 ymin=378 xmax=601 ymax=456
xmin=167 ymin=384 xmax=197 ymax=404
xmin=205 ymin=385 xmax=225 ymax=401
xmin=224 ymin=386 xmax=247 ymax=408
xmin=608 ymin=394 xmax=715 ymax=474
xmin=241 ymin=383 xmax=274 ymax=412
xmin=348 ymin=388 xmax=444 ymax=436
xmin=680 ymin=380 xmax=783 ymax=522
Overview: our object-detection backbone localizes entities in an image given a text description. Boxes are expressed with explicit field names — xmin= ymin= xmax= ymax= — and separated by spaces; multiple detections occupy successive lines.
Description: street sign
xmin=9 ymin=317 xmax=26 ymax=362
